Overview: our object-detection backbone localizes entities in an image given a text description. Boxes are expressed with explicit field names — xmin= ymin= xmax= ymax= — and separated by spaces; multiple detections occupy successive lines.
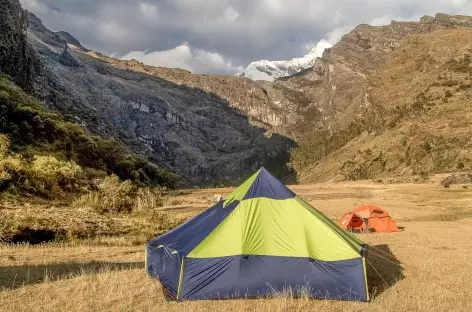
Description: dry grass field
xmin=1 ymin=178 xmax=472 ymax=312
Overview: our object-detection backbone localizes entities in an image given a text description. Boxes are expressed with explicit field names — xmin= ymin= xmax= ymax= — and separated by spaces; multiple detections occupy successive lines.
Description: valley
xmin=1 ymin=0 xmax=472 ymax=310
xmin=1 ymin=179 xmax=472 ymax=311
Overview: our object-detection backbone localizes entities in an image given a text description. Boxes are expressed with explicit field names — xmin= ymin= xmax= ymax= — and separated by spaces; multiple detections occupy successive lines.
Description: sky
xmin=20 ymin=0 xmax=472 ymax=74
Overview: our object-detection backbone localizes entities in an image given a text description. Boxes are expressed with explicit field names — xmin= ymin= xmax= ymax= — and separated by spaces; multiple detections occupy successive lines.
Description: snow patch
xmin=237 ymin=39 xmax=332 ymax=81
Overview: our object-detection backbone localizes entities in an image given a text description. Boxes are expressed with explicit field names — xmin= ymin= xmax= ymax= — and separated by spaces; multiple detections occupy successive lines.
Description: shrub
xmin=442 ymin=80 xmax=459 ymax=87
xmin=445 ymin=90 xmax=453 ymax=98
xmin=29 ymin=156 xmax=82 ymax=188
xmin=134 ymin=187 xmax=167 ymax=213
xmin=73 ymin=175 xmax=171 ymax=214
xmin=0 ymin=134 xmax=84 ymax=196
xmin=73 ymin=175 xmax=135 ymax=214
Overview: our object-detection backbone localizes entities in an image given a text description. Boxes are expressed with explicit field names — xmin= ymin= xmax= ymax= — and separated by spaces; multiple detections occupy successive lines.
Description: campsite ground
xmin=1 ymin=178 xmax=472 ymax=312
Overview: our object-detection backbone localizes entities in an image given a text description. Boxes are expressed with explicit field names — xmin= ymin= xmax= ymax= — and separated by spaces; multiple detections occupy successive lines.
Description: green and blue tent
xmin=146 ymin=167 xmax=369 ymax=302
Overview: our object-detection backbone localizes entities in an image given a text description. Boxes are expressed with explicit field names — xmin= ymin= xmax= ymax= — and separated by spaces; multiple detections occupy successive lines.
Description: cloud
xmin=326 ymin=26 xmax=355 ymax=44
xmin=20 ymin=0 xmax=472 ymax=74
xmin=139 ymin=3 xmax=159 ymax=21
xmin=121 ymin=44 xmax=244 ymax=74
xmin=313 ymin=39 xmax=333 ymax=57
xmin=223 ymin=6 xmax=239 ymax=22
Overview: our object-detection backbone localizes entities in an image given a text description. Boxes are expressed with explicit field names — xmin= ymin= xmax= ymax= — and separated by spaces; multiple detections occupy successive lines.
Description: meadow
xmin=1 ymin=177 xmax=472 ymax=312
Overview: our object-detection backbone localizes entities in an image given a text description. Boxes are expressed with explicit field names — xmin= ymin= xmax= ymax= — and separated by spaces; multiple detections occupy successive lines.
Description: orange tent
xmin=338 ymin=204 xmax=400 ymax=233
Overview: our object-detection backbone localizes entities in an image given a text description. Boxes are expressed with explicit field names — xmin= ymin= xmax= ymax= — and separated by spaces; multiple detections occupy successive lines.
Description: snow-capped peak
xmin=238 ymin=40 xmax=332 ymax=81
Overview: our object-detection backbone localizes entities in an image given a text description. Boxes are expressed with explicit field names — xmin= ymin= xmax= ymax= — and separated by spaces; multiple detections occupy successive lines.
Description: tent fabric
xmin=338 ymin=205 xmax=400 ymax=233
xmin=146 ymin=167 xmax=369 ymax=302
xmin=180 ymin=256 xmax=367 ymax=301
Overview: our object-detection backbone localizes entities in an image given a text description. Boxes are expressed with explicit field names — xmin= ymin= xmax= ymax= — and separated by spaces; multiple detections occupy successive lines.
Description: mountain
xmin=2 ymin=0 xmax=472 ymax=186
xmin=237 ymin=40 xmax=333 ymax=81
xmin=1 ymin=0 xmax=300 ymax=186
xmin=285 ymin=13 xmax=472 ymax=183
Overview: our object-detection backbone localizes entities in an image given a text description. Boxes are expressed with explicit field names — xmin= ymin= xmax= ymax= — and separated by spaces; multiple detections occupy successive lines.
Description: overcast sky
xmin=21 ymin=0 xmax=472 ymax=74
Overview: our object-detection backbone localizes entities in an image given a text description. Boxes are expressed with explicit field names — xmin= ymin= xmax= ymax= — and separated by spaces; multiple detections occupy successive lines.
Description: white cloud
xmin=122 ymin=45 xmax=193 ymax=71
xmin=449 ymin=0 xmax=468 ymax=9
xmin=21 ymin=0 xmax=48 ymax=14
xmin=313 ymin=39 xmax=333 ymax=57
xmin=223 ymin=6 xmax=239 ymax=22
xmin=303 ymin=39 xmax=333 ymax=55
xmin=370 ymin=15 xmax=421 ymax=26
xmin=98 ymin=20 xmax=131 ymax=41
xmin=140 ymin=3 xmax=159 ymax=20
xmin=326 ymin=26 xmax=355 ymax=44
xmin=121 ymin=44 xmax=244 ymax=74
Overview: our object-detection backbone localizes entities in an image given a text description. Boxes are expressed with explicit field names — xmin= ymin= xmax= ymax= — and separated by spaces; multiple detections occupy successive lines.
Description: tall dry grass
xmin=72 ymin=175 xmax=172 ymax=214
xmin=1 ymin=220 xmax=472 ymax=312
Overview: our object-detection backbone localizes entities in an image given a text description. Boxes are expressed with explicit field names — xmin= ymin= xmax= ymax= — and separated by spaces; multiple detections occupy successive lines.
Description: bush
xmin=73 ymin=175 xmax=135 ymax=214
xmin=73 ymin=175 xmax=170 ymax=214
xmin=442 ymin=80 xmax=459 ymax=87
xmin=27 ymin=156 xmax=82 ymax=193
xmin=1 ymin=134 xmax=85 ymax=196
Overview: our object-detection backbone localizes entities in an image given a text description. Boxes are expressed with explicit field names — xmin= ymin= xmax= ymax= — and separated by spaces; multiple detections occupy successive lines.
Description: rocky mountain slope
xmin=236 ymin=40 xmax=332 ymax=81
xmin=18 ymin=8 xmax=301 ymax=186
xmin=284 ymin=14 xmax=472 ymax=182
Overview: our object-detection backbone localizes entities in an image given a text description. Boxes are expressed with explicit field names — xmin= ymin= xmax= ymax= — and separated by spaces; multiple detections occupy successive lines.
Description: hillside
xmin=23 ymin=10 xmax=298 ymax=186
xmin=70 ymin=12 xmax=472 ymax=184
xmin=282 ymin=14 xmax=472 ymax=183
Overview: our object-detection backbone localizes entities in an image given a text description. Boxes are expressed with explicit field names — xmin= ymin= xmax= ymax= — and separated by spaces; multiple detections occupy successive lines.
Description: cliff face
xmin=23 ymin=11 xmax=297 ymax=185
xmin=0 ymin=0 xmax=39 ymax=91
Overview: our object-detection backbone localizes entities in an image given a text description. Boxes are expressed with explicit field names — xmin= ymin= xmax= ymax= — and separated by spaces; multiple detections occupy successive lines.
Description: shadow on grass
xmin=0 ymin=261 xmax=145 ymax=291
xmin=366 ymin=244 xmax=404 ymax=299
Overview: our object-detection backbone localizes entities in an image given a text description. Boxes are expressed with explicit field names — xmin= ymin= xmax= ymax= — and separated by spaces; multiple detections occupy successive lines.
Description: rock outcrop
xmin=0 ymin=0 xmax=39 ymax=91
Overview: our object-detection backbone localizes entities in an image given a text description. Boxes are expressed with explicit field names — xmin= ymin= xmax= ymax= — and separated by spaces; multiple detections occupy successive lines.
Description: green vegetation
xmin=0 ymin=134 xmax=84 ymax=197
xmin=0 ymin=75 xmax=180 ymax=196
xmin=290 ymin=122 xmax=364 ymax=175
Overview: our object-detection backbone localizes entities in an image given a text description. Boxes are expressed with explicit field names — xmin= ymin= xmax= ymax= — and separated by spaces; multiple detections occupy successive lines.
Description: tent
xmin=338 ymin=205 xmax=400 ymax=233
xmin=146 ymin=167 xmax=369 ymax=302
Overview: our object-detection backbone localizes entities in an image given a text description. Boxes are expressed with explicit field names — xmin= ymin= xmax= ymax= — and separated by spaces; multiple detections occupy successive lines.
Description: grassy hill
xmin=295 ymin=29 xmax=472 ymax=183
